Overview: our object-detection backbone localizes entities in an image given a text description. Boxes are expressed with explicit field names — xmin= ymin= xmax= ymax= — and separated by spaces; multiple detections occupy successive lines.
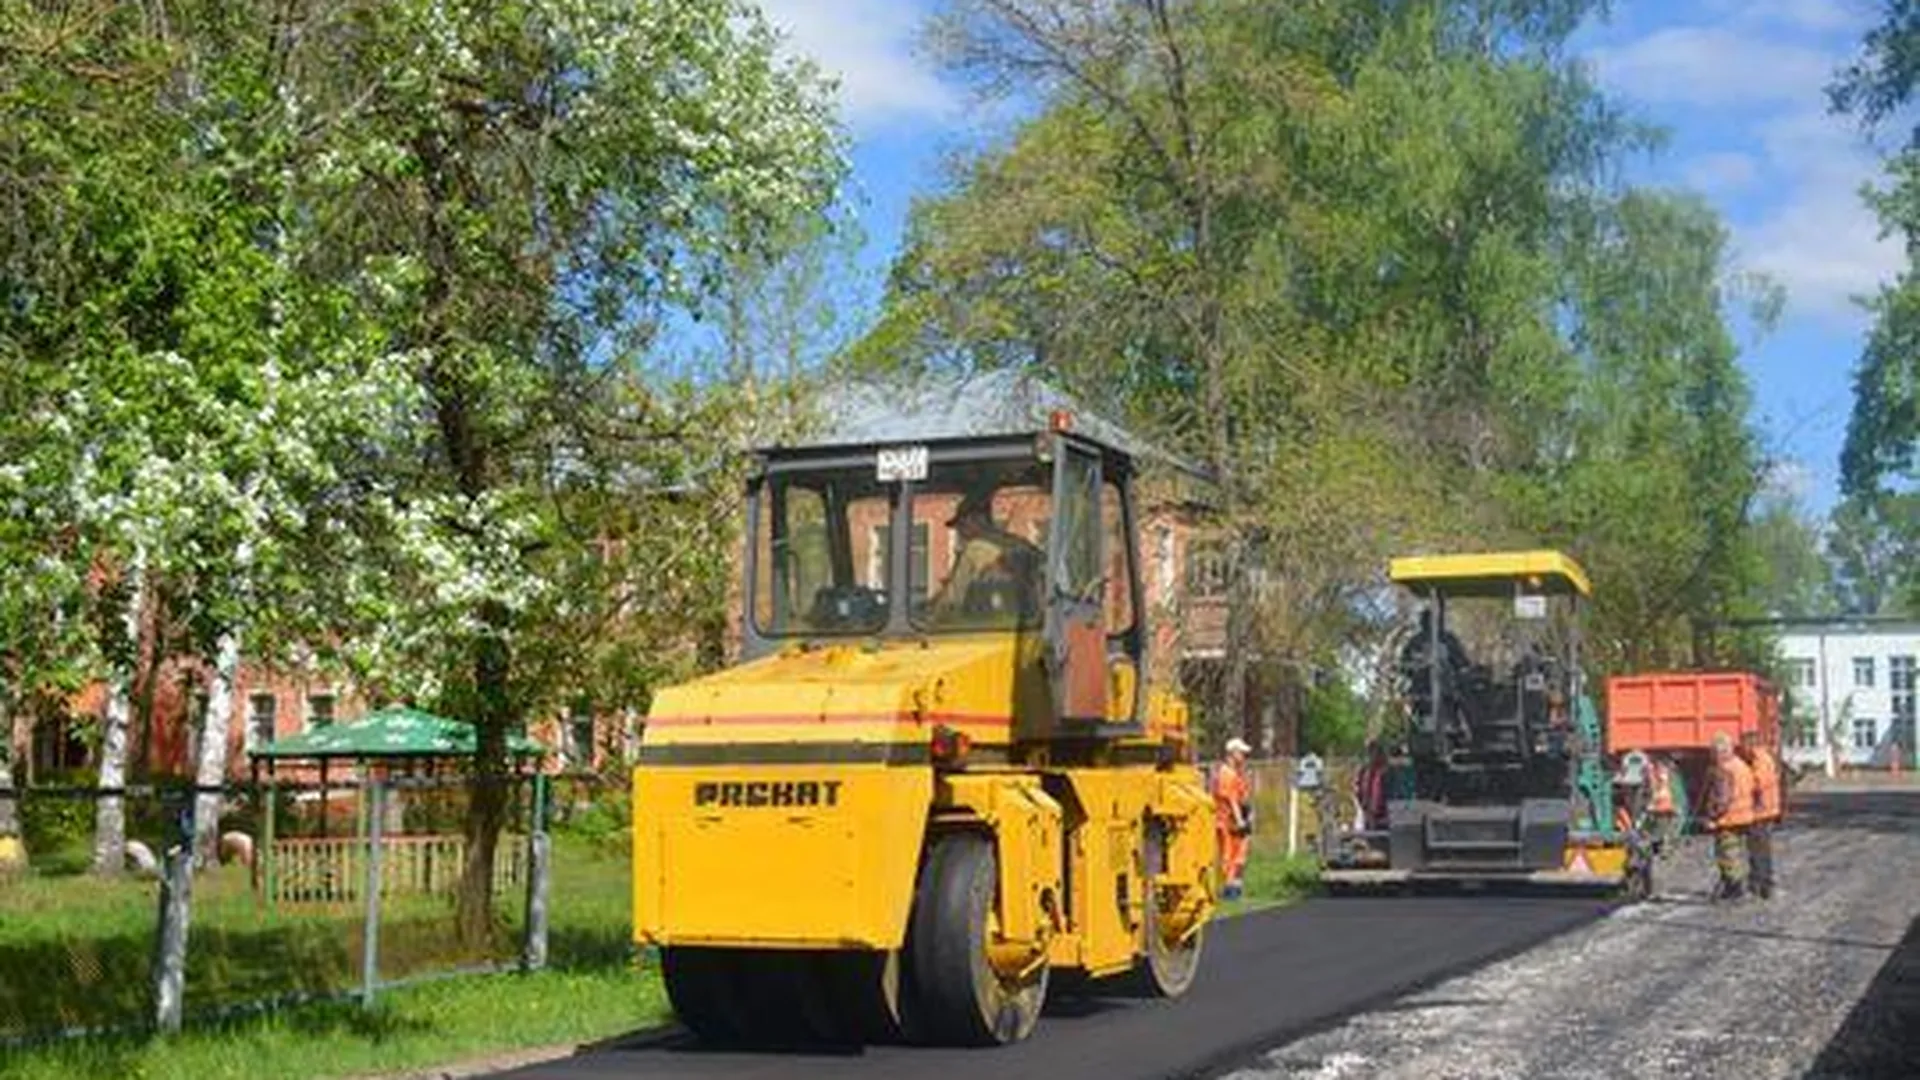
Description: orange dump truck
xmin=1604 ymin=672 xmax=1784 ymax=836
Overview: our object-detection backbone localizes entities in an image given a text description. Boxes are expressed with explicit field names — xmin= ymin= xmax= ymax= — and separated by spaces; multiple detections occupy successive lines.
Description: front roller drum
xmin=1124 ymin=819 xmax=1204 ymax=998
xmin=903 ymin=831 xmax=1049 ymax=1046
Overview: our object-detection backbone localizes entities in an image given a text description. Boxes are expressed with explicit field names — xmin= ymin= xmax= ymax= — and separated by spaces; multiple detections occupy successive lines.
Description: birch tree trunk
xmin=93 ymin=562 xmax=145 ymax=876
xmin=0 ymin=692 xmax=23 ymax=874
xmin=92 ymin=679 xmax=133 ymax=875
xmin=192 ymin=631 xmax=239 ymax=870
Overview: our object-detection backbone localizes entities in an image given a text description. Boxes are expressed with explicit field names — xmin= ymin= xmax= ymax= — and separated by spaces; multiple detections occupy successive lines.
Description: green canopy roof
xmin=248 ymin=706 xmax=547 ymax=761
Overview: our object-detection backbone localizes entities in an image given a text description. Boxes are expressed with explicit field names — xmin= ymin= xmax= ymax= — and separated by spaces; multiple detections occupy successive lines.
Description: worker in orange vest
xmin=1644 ymin=756 xmax=1678 ymax=854
xmin=1742 ymin=733 xmax=1782 ymax=900
xmin=1705 ymin=732 xmax=1756 ymax=902
xmin=1214 ymin=737 xmax=1253 ymax=900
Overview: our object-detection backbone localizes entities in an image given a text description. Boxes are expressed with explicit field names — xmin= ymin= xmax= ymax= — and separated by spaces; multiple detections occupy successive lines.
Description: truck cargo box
xmin=1605 ymin=672 xmax=1780 ymax=753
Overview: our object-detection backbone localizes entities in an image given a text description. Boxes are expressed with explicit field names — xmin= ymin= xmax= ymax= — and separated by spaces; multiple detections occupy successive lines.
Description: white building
xmin=1764 ymin=617 xmax=1920 ymax=774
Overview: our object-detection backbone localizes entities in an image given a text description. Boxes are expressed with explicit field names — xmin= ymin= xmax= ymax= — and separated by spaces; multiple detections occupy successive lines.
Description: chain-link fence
xmin=0 ymin=774 xmax=552 ymax=1048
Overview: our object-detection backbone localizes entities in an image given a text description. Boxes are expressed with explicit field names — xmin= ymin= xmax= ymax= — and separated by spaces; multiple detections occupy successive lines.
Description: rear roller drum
xmin=665 ymin=947 xmax=872 ymax=1048
xmin=904 ymin=832 xmax=1048 ymax=1046
xmin=660 ymin=946 xmax=742 ymax=1045
xmin=817 ymin=948 xmax=913 ymax=1045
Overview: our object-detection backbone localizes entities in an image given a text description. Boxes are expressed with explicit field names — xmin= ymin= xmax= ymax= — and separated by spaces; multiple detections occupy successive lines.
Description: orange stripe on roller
xmin=646 ymin=712 xmax=1009 ymax=729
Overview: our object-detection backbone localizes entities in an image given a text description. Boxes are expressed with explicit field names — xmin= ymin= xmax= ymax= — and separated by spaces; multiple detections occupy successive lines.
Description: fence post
xmin=152 ymin=794 xmax=195 ymax=1035
xmin=361 ymin=778 xmax=385 ymax=1009
xmin=522 ymin=773 xmax=551 ymax=973
xmin=263 ymin=776 xmax=278 ymax=907
xmin=1287 ymin=784 xmax=1300 ymax=857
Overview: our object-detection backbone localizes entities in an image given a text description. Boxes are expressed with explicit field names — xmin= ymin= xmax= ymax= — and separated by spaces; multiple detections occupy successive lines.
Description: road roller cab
xmin=632 ymin=377 xmax=1219 ymax=1047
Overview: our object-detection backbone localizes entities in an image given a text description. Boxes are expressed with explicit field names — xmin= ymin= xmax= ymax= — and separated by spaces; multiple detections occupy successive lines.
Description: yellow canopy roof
xmin=1388 ymin=550 xmax=1592 ymax=599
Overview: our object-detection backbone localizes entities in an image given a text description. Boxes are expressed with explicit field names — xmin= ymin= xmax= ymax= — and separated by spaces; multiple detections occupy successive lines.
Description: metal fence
xmin=0 ymin=774 xmax=552 ymax=1048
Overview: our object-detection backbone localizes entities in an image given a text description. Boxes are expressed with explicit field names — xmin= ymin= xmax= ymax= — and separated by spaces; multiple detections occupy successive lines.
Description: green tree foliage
xmin=1510 ymin=190 xmax=1776 ymax=672
xmin=253 ymin=0 xmax=844 ymax=935
xmin=1826 ymin=492 xmax=1919 ymax=615
xmin=1830 ymin=4 xmax=1920 ymax=613
xmin=0 ymin=2 xmax=420 ymax=870
xmin=0 ymin=1 xmax=847 ymax=917
xmin=852 ymin=0 xmax=1771 ymax=716
xmin=1747 ymin=493 xmax=1837 ymax=618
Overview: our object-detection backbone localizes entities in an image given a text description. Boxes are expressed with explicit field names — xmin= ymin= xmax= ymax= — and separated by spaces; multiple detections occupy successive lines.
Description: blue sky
xmin=752 ymin=0 xmax=1899 ymax=518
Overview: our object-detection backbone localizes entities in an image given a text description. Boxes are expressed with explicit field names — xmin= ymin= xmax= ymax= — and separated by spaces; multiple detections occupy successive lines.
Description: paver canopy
xmin=247 ymin=705 xmax=545 ymax=762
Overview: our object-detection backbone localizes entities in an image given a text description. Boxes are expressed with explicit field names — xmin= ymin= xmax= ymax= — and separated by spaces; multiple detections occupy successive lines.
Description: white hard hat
xmin=1225 ymin=737 xmax=1251 ymax=755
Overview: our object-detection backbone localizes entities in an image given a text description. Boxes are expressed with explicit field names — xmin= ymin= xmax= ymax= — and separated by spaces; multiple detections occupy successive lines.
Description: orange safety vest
xmin=1749 ymin=746 xmax=1781 ymax=823
xmin=1648 ymin=760 xmax=1675 ymax=814
xmin=1709 ymin=755 xmax=1755 ymax=830
xmin=1213 ymin=761 xmax=1249 ymax=832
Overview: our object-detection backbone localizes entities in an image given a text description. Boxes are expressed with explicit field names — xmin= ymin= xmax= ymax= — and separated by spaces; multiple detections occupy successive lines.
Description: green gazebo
xmin=250 ymin=705 xmax=547 ymax=764
xmin=245 ymin=706 xmax=548 ymax=905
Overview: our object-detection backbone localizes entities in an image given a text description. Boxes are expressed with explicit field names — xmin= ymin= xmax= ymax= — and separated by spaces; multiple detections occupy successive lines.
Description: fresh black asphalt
xmin=494 ymin=892 xmax=1614 ymax=1080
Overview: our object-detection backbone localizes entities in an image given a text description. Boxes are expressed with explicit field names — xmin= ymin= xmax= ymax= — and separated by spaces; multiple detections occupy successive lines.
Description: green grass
xmin=1 ymin=839 xmax=1320 ymax=1080
xmin=1 ymin=835 xmax=658 ymax=1080
xmin=0 ymin=965 xmax=670 ymax=1080
xmin=1220 ymin=849 xmax=1323 ymax=917
xmin=0 ymin=863 xmax=533 ymax=1042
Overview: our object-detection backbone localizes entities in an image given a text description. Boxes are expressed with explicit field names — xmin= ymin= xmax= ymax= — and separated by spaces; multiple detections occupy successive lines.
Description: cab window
xmin=751 ymin=469 xmax=890 ymax=636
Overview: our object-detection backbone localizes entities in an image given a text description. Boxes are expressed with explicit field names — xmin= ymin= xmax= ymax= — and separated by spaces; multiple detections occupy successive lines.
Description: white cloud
xmin=1683 ymin=150 xmax=1759 ymax=193
xmin=752 ymin=0 xmax=957 ymax=131
xmin=1763 ymin=458 xmax=1816 ymax=502
xmin=1740 ymin=190 xmax=1896 ymax=327
xmin=1586 ymin=26 xmax=1840 ymax=107
xmin=1735 ymin=109 xmax=1901 ymax=326
xmin=1585 ymin=17 xmax=1899 ymax=328
xmin=1709 ymin=0 xmax=1877 ymax=37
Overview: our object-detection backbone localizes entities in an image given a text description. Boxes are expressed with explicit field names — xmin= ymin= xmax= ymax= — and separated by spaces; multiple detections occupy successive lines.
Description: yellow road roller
xmin=631 ymin=381 xmax=1218 ymax=1047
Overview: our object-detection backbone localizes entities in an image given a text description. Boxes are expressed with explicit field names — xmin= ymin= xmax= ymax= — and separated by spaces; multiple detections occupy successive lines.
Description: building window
xmin=249 ymin=694 xmax=277 ymax=748
xmin=1852 ymin=716 xmax=1879 ymax=750
xmin=1855 ymin=656 xmax=1876 ymax=688
xmin=1787 ymin=658 xmax=1816 ymax=689
xmin=1187 ymin=538 xmax=1228 ymax=600
xmin=308 ymin=694 xmax=335 ymax=730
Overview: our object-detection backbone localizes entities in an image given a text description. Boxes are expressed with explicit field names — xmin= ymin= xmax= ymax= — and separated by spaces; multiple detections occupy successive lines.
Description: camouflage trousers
xmin=1713 ymin=828 xmax=1749 ymax=898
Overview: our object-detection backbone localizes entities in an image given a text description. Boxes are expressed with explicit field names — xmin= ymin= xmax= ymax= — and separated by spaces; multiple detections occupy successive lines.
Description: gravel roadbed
xmin=1218 ymin=793 xmax=1920 ymax=1080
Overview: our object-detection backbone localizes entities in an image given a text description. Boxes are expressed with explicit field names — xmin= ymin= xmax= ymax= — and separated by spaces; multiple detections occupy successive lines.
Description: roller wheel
xmin=904 ymin=832 xmax=1048 ymax=1046
xmin=1123 ymin=820 xmax=1203 ymax=998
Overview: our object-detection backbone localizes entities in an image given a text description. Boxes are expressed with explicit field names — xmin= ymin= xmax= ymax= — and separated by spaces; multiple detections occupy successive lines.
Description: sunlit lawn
xmin=1 ymin=840 xmax=1318 ymax=1080
xmin=1 ymin=835 xmax=654 ymax=1080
